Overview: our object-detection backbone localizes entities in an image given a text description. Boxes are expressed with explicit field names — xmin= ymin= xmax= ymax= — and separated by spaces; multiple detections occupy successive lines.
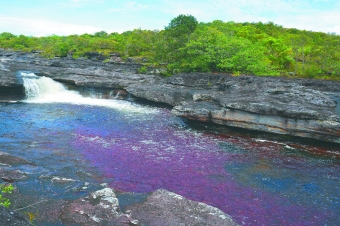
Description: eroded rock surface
xmin=128 ymin=73 xmax=340 ymax=143
xmin=59 ymin=188 xmax=238 ymax=226
xmin=128 ymin=189 xmax=238 ymax=226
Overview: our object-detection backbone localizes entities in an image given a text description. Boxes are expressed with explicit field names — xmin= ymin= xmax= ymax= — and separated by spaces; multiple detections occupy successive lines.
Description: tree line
xmin=1 ymin=15 xmax=339 ymax=80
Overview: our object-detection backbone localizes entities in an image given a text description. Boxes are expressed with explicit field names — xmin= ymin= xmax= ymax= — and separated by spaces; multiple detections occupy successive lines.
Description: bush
xmin=0 ymin=183 xmax=14 ymax=208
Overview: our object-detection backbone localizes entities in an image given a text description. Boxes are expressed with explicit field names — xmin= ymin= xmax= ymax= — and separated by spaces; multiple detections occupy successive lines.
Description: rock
xmin=0 ymin=169 xmax=27 ymax=182
xmin=128 ymin=189 xmax=238 ymax=226
xmin=59 ymin=187 xmax=124 ymax=225
xmin=129 ymin=73 xmax=340 ymax=143
xmin=0 ymin=151 xmax=34 ymax=166
xmin=49 ymin=60 xmax=63 ymax=67
xmin=107 ymin=56 xmax=124 ymax=63
xmin=83 ymin=52 xmax=108 ymax=61
xmin=0 ymin=206 xmax=30 ymax=226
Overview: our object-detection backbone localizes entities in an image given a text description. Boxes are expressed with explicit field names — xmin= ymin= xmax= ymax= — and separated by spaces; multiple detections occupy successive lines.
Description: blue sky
xmin=0 ymin=0 xmax=339 ymax=36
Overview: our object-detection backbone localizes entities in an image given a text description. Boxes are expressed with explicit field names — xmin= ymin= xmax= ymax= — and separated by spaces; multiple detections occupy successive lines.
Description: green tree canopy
xmin=165 ymin=14 xmax=198 ymax=42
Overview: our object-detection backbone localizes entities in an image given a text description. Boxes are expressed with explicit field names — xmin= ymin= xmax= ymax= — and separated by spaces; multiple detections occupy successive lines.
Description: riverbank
xmin=1 ymin=49 xmax=339 ymax=143
xmin=0 ymin=150 xmax=237 ymax=225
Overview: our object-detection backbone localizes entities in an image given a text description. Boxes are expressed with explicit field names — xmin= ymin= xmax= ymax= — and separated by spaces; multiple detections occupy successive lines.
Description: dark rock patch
xmin=0 ymin=151 xmax=34 ymax=166
xmin=0 ymin=169 xmax=27 ymax=183
xmin=0 ymin=206 xmax=29 ymax=226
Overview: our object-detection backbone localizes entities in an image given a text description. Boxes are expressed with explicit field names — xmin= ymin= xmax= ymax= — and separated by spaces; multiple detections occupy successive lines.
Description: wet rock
xmin=0 ymin=206 xmax=30 ymax=226
xmin=60 ymin=188 xmax=123 ymax=225
xmin=0 ymin=151 xmax=33 ymax=166
xmin=6 ymin=187 xmax=67 ymax=225
xmin=0 ymin=169 xmax=27 ymax=182
xmin=128 ymin=189 xmax=238 ymax=226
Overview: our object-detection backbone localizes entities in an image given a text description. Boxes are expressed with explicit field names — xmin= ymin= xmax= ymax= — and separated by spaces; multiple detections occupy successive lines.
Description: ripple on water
xmin=1 ymin=102 xmax=340 ymax=225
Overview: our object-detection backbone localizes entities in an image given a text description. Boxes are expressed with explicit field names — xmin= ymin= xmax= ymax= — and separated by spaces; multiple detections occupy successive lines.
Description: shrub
xmin=0 ymin=183 xmax=14 ymax=208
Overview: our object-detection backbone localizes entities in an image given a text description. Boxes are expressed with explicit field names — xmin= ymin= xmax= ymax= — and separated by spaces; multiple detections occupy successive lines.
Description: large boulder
xmin=127 ymin=189 xmax=238 ymax=226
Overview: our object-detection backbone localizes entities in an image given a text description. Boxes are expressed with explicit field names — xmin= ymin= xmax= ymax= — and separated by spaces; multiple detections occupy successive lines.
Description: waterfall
xmin=23 ymin=73 xmax=69 ymax=100
xmin=20 ymin=72 xmax=158 ymax=113
xmin=22 ymin=72 xmax=82 ymax=103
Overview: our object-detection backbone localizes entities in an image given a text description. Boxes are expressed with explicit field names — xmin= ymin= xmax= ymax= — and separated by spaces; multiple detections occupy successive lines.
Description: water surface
xmin=1 ymin=73 xmax=339 ymax=225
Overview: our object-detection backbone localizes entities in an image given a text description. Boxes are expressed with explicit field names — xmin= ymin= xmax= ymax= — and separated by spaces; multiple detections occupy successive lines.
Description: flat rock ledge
xmin=127 ymin=74 xmax=340 ymax=144
xmin=1 ymin=50 xmax=340 ymax=143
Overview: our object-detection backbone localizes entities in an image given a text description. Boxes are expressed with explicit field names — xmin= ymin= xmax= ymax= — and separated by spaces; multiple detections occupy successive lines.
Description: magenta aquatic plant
xmin=73 ymin=109 xmax=336 ymax=225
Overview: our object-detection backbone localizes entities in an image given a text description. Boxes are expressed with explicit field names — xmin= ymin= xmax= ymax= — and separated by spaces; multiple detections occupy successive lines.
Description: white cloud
xmin=0 ymin=16 xmax=104 ymax=36
xmin=276 ymin=10 xmax=340 ymax=34
xmin=1 ymin=0 xmax=339 ymax=35
xmin=159 ymin=0 xmax=340 ymax=34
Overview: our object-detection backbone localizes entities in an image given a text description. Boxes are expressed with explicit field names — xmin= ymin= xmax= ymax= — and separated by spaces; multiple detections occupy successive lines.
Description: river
xmin=1 ymin=72 xmax=339 ymax=225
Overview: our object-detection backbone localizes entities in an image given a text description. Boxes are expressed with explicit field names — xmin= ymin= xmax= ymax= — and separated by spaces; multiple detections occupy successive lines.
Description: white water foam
xmin=21 ymin=72 xmax=158 ymax=114
xmin=254 ymin=139 xmax=295 ymax=150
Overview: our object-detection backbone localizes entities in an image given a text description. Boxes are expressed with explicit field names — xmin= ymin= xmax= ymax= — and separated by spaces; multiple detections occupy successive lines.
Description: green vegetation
xmin=137 ymin=66 xmax=148 ymax=74
xmin=0 ymin=183 xmax=14 ymax=208
xmin=1 ymin=14 xmax=340 ymax=80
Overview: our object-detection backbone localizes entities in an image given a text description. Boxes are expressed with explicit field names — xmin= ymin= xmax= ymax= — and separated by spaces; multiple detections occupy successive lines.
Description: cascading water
xmin=21 ymin=72 xmax=82 ymax=102
xmin=20 ymin=72 xmax=157 ymax=113
xmin=22 ymin=72 xmax=78 ymax=101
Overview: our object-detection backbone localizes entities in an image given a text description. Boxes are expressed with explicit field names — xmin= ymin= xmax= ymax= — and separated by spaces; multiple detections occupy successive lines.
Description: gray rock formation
xmin=1 ymin=49 xmax=340 ymax=143
xmin=127 ymin=73 xmax=340 ymax=143
xmin=60 ymin=187 xmax=125 ymax=225
xmin=128 ymin=189 xmax=238 ymax=226
xmin=59 ymin=188 xmax=238 ymax=226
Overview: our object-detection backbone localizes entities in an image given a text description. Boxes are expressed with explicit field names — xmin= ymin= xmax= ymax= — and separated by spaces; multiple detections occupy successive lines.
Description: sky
xmin=0 ymin=0 xmax=339 ymax=36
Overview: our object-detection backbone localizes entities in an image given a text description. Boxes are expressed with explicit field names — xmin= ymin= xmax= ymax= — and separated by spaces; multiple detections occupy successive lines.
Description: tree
xmin=165 ymin=14 xmax=198 ymax=43
xmin=94 ymin=31 xmax=109 ymax=38
xmin=0 ymin=32 xmax=16 ymax=40
xmin=157 ymin=15 xmax=199 ymax=64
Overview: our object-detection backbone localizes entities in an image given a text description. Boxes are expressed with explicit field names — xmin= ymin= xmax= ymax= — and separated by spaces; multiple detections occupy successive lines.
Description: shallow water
xmin=1 ymin=74 xmax=340 ymax=225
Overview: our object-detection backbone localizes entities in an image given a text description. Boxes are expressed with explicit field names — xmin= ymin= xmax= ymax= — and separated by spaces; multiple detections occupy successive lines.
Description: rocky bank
xmin=1 ymin=49 xmax=340 ymax=144
xmin=0 ymin=150 xmax=238 ymax=225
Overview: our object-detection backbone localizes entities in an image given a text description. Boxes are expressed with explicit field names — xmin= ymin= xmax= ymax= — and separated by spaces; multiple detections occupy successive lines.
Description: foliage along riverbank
xmin=1 ymin=14 xmax=340 ymax=80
